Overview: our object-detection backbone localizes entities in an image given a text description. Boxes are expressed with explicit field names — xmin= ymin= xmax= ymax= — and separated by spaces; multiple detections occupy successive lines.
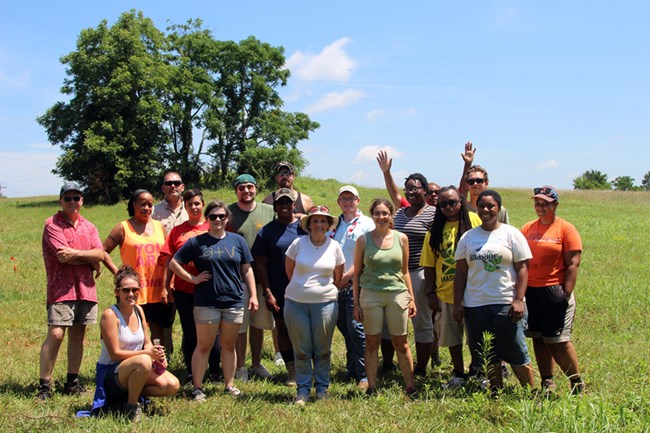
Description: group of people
xmin=36 ymin=145 xmax=585 ymax=421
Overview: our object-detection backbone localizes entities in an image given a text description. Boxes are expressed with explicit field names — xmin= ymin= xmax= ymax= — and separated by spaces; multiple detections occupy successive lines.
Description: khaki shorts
xmin=194 ymin=306 xmax=244 ymax=326
xmin=240 ymin=283 xmax=274 ymax=333
xmin=435 ymin=301 xmax=465 ymax=347
xmin=47 ymin=300 xmax=98 ymax=326
xmin=359 ymin=289 xmax=411 ymax=336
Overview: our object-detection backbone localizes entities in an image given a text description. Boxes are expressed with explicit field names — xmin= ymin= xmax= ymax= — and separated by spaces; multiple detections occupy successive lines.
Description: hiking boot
xmin=122 ymin=402 xmax=143 ymax=423
xmin=191 ymin=387 xmax=207 ymax=402
xmin=35 ymin=385 xmax=52 ymax=401
xmin=250 ymin=363 xmax=271 ymax=380
xmin=63 ymin=379 xmax=87 ymax=396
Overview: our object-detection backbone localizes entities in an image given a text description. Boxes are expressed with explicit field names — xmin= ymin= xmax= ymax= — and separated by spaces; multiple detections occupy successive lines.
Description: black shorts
xmin=103 ymin=364 xmax=128 ymax=402
xmin=141 ymin=302 xmax=175 ymax=328
xmin=525 ymin=285 xmax=572 ymax=340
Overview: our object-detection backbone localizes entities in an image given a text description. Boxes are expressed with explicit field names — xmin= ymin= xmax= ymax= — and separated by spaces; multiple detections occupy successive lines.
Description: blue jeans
xmin=337 ymin=287 xmax=366 ymax=381
xmin=284 ymin=299 xmax=338 ymax=397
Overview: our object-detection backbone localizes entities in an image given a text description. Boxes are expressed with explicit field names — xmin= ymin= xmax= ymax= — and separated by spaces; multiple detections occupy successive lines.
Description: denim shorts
xmin=464 ymin=304 xmax=530 ymax=366
xmin=194 ymin=306 xmax=244 ymax=325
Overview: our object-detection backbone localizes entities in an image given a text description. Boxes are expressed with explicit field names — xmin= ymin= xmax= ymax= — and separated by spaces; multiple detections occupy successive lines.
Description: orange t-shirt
xmin=521 ymin=217 xmax=582 ymax=287
xmin=119 ymin=220 xmax=166 ymax=304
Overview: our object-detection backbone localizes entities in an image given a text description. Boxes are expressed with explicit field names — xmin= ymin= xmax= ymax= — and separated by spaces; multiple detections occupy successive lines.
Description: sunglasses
xmin=278 ymin=170 xmax=294 ymax=177
xmin=63 ymin=196 xmax=82 ymax=202
xmin=309 ymin=205 xmax=329 ymax=214
xmin=426 ymin=189 xmax=440 ymax=196
xmin=207 ymin=213 xmax=227 ymax=221
xmin=404 ymin=186 xmax=422 ymax=193
xmin=439 ymin=199 xmax=459 ymax=208
xmin=163 ymin=180 xmax=183 ymax=187
xmin=466 ymin=178 xmax=485 ymax=185
xmin=120 ymin=287 xmax=140 ymax=294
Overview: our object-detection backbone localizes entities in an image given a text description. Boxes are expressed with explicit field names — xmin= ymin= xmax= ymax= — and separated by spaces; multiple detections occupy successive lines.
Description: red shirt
xmin=160 ymin=221 xmax=209 ymax=294
xmin=42 ymin=212 xmax=103 ymax=304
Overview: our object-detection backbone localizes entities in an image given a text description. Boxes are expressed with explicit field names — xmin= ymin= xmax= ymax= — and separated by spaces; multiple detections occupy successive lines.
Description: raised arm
xmin=458 ymin=141 xmax=476 ymax=196
xmin=377 ymin=150 xmax=405 ymax=209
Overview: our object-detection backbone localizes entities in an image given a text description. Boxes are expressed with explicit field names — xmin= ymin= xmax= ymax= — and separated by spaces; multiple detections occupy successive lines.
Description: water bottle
xmin=152 ymin=339 xmax=166 ymax=374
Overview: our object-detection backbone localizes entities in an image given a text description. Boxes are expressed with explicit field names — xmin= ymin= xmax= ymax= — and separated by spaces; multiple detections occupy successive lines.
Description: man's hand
xmin=460 ymin=141 xmax=476 ymax=165
xmin=376 ymin=150 xmax=392 ymax=174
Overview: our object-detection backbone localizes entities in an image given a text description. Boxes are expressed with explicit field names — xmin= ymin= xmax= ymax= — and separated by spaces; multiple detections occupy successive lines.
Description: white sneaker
xmin=250 ymin=363 xmax=271 ymax=380
xmin=225 ymin=386 xmax=241 ymax=398
xmin=235 ymin=366 xmax=249 ymax=383
xmin=443 ymin=376 xmax=466 ymax=389
xmin=274 ymin=352 xmax=285 ymax=366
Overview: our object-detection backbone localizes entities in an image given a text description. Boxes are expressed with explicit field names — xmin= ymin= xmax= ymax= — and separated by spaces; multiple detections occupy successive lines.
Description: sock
xmin=570 ymin=376 xmax=583 ymax=384
xmin=541 ymin=375 xmax=554 ymax=381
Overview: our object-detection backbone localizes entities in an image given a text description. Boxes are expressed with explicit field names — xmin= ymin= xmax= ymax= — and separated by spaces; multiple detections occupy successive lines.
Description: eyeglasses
xmin=236 ymin=184 xmax=255 ymax=191
xmin=63 ymin=196 xmax=82 ymax=202
xmin=207 ymin=213 xmax=228 ymax=221
xmin=163 ymin=180 xmax=183 ymax=187
xmin=120 ymin=287 xmax=140 ymax=294
xmin=426 ymin=189 xmax=440 ymax=196
xmin=338 ymin=197 xmax=357 ymax=203
xmin=439 ymin=199 xmax=459 ymax=208
xmin=466 ymin=178 xmax=485 ymax=186
xmin=404 ymin=187 xmax=422 ymax=194
xmin=309 ymin=205 xmax=329 ymax=213
xmin=278 ymin=170 xmax=293 ymax=177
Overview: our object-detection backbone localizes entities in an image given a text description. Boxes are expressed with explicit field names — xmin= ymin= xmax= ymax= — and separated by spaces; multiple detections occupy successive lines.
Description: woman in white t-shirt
xmin=284 ymin=206 xmax=344 ymax=406
xmin=453 ymin=190 xmax=534 ymax=391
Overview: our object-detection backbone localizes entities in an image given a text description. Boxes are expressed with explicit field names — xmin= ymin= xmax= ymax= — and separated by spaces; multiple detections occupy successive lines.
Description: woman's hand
xmin=265 ymin=293 xmax=280 ymax=313
xmin=191 ymin=271 xmax=211 ymax=285
xmin=509 ymin=299 xmax=525 ymax=323
xmin=453 ymin=304 xmax=464 ymax=323
xmin=408 ymin=299 xmax=417 ymax=318
xmin=249 ymin=296 xmax=259 ymax=314
xmin=353 ymin=304 xmax=363 ymax=322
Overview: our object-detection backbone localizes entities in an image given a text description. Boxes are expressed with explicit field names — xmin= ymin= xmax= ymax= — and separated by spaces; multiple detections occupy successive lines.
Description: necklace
xmin=310 ymin=236 xmax=326 ymax=248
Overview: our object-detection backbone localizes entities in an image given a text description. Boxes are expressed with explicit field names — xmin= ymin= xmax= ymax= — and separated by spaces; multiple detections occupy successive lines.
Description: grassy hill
xmin=0 ymin=182 xmax=649 ymax=432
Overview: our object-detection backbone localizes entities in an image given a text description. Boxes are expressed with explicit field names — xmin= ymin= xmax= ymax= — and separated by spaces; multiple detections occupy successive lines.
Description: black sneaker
xmin=35 ymin=385 xmax=52 ymax=401
xmin=122 ymin=402 xmax=143 ymax=423
xmin=63 ymin=379 xmax=87 ymax=396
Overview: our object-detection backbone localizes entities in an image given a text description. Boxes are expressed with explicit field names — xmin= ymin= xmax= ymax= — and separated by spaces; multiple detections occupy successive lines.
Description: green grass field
xmin=1 ymin=179 xmax=649 ymax=432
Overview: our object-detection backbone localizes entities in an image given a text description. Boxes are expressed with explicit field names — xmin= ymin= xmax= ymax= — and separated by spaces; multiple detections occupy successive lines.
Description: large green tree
xmin=641 ymin=171 xmax=650 ymax=191
xmin=37 ymin=11 xmax=169 ymax=203
xmin=573 ymin=170 xmax=611 ymax=190
xmin=611 ymin=176 xmax=636 ymax=191
xmin=39 ymin=11 xmax=318 ymax=202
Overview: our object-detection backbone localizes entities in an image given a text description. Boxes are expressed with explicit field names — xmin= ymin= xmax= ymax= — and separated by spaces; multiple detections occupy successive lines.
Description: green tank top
xmin=360 ymin=230 xmax=407 ymax=292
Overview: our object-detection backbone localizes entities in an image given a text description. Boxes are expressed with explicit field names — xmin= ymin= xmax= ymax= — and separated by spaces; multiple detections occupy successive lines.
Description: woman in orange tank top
xmin=103 ymin=189 xmax=169 ymax=344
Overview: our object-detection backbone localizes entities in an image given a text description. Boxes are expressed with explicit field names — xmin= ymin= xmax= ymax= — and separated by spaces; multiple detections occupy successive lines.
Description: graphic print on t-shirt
xmin=470 ymin=247 xmax=502 ymax=272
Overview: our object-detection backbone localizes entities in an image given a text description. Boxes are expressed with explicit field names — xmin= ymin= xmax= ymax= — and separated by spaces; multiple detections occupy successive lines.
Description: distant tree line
xmin=38 ymin=10 xmax=319 ymax=203
xmin=573 ymin=170 xmax=650 ymax=191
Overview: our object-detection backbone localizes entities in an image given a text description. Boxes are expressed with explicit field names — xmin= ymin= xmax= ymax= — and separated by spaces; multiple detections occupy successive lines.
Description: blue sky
xmin=1 ymin=1 xmax=648 ymax=197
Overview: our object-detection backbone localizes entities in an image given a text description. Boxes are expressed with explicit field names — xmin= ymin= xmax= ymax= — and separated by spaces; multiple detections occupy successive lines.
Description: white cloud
xmin=348 ymin=170 xmax=368 ymax=183
xmin=353 ymin=145 xmax=403 ymax=164
xmin=304 ymin=89 xmax=364 ymax=114
xmin=403 ymin=108 xmax=417 ymax=116
xmin=286 ymin=37 xmax=356 ymax=82
xmin=365 ymin=109 xmax=385 ymax=121
xmin=535 ymin=160 xmax=559 ymax=170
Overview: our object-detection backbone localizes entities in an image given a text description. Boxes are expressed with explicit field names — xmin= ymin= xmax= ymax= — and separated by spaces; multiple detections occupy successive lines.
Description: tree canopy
xmin=611 ymin=176 xmax=636 ymax=191
xmin=573 ymin=170 xmax=611 ymax=190
xmin=38 ymin=11 xmax=319 ymax=202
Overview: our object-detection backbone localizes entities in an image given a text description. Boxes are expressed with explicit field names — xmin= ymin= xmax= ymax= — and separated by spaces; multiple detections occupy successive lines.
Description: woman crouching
xmin=91 ymin=265 xmax=179 ymax=421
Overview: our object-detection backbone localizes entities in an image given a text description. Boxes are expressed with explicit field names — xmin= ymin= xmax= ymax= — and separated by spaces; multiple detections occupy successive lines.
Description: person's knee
xmin=365 ymin=336 xmax=381 ymax=352
xmin=162 ymin=375 xmax=181 ymax=395
xmin=392 ymin=340 xmax=409 ymax=354
xmin=47 ymin=326 xmax=66 ymax=343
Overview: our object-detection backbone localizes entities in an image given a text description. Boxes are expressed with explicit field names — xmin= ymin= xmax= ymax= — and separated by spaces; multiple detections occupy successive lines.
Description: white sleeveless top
xmin=97 ymin=305 xmax=144 ymax=365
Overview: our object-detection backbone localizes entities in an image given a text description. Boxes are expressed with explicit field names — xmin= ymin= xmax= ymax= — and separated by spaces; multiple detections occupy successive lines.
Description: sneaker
xmin=357 ymin=379 xmax=369 ymax=391
xmin=225 ymin=386 xmax=241 ymax=398
xmin=35 ymin=385 xmax=52 ymax=401
xmin=235 ymin=366 xmax=249 ymax=383
xmin=285 ymin=361 xmax=297 ymax=387
xmin=365 ymin=387 xmax=378 ymax=397
xmin=316 ymin=391 xmax=329 ymax=401
xmin=250 ymin=363 xmax=271 ymax=380
xmin=191 ymin=387 xmax=207 ymax=402
xmin=63 ymin=379 xmax=87 ymax=396
xmin=571 ymin=379 xmax=585 ymax=395
xmin=405 ymin=387 xmax=419 ymax=400
xmin=294 ymin=395 xmax=309 ymax=406
xmin=443 ymin=375 xmax=466 ymax=389
xmin=541 ymin=378 xmax=557 ymax=398
xmin=274 ymin=352 xmax=285 ymax=366
xmin=122 ymin=402 xmax=143 ymax=422
xmin=501 ymin=363 xmax=510 ymax=379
